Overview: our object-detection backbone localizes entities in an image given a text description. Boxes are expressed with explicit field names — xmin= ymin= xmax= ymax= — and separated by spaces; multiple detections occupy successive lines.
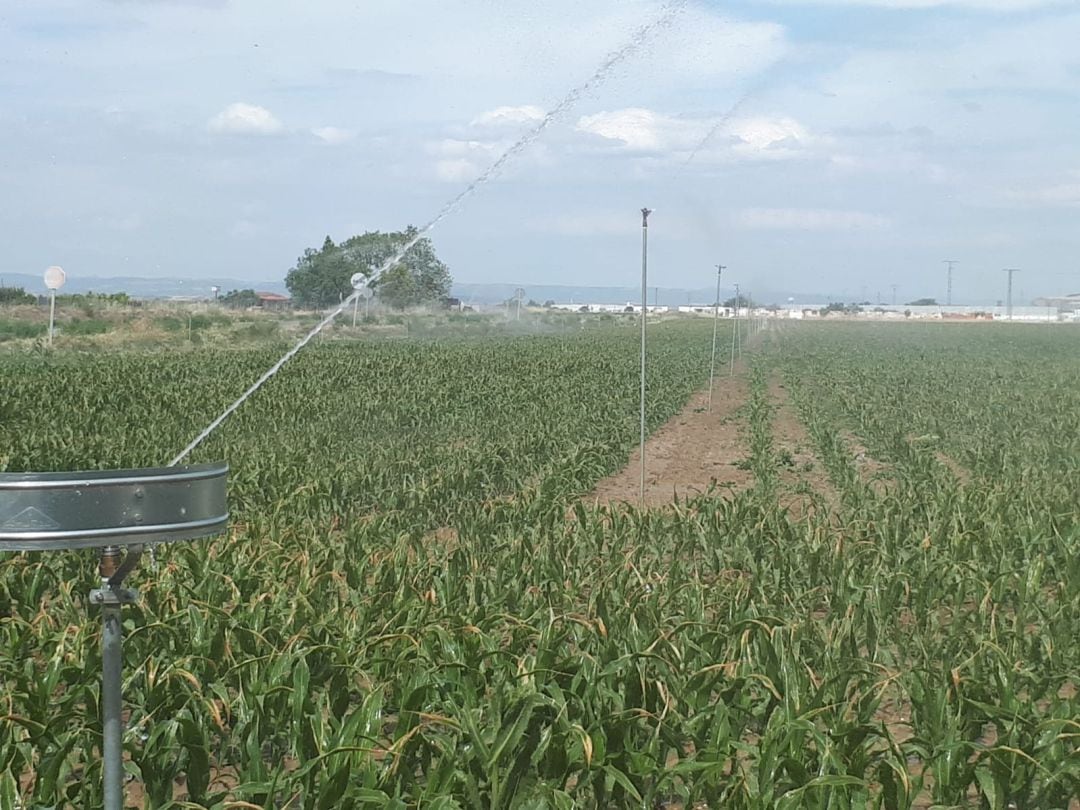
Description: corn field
xmin=0 ymin=321 xmax=1077 ymax=808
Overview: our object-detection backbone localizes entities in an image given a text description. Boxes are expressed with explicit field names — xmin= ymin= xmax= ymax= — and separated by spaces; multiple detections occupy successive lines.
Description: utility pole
xmin=1003 ymin=268 xmax=1020 ymax=320
xmin=891 ymin=284 xmax=898 ymax=306
xmin=640 ymin=208 xmax=652 ymax=504
xmin=708 ymin=264 xmax=725 ymax=411
xmin=943 ymin=260 xmax=958 ymax=306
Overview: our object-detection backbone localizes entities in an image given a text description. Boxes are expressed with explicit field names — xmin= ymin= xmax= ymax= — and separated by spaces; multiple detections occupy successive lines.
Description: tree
xmin=905 ymin=298 xmax=938 ymax=306
xmin=285 ymin=228 xmax=452 ymax=309
xmin=823 ymin=302 xmax=863 ymax=314
xmin=0 ymin=287 xmax=35 ymax=306
xmin=723 ymin=295 xmax=753 ymax=309
xmin=221 ymin=289 xmax=260 ymax=308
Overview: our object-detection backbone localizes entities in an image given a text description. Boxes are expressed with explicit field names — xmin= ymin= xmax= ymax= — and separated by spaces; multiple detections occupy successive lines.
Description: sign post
xmin=44 ymin=265 xmax=66 ymax=346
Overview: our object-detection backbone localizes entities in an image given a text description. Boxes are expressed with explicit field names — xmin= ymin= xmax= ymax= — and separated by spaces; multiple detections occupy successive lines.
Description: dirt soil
xmin=767 ymin=376 xmax=840 ymax=518
xmin=586 ymin=373 xmax=753 ymax=507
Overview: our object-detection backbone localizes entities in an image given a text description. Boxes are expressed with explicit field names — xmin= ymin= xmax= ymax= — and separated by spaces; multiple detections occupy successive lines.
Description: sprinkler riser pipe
xmin=101 ymin=600 xmax=123 ymax=810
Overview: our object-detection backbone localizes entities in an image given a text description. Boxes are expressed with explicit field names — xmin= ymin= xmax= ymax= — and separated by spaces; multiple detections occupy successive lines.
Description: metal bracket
xmin=89 ymin=587 xmax=139 ymax=606
xmin=108 ymin=543 xmax=143 ymax=589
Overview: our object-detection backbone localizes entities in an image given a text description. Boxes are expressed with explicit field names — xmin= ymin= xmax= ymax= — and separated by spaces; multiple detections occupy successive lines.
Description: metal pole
xmin=48 ymin=290 xmax=56 ymax=346
xmin=640 ymin=207 xmax=651 ymax=504
xmin=352 ymin=295 xmax=359 ymax=327
xmin=736 ymin=284 xmax=743 ymax=360
xmin=729 ymin=282 xmax=739 ymax=375
xmin=708 ymin=264 xmax=725 ymax=411
xmin=943 ymin=260 xmax=958 ymax=306
xmin=1003 ymin=269 xmax=1019 ymax=321
xmin=102 ymin=597 xmax=122 ymax=810
xmin=94 ymin=545 xmax=134 ymax=810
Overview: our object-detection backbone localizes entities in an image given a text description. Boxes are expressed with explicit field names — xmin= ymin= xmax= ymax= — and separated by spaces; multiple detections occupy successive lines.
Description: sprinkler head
xmin=99 ymin=546 xmax=123 ymax=579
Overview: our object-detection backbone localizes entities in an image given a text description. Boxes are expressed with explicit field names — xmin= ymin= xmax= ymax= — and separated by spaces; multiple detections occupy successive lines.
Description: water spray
xmin=168 ymin=0 xmax=688 ymax=468
xmin=683 ymin=89 xmax=753 ymax=167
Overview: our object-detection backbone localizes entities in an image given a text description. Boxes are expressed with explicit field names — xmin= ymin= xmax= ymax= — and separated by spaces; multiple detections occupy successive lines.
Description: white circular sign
xmin=350 ymin=272 xmax=368 ymax=290
xmin=359 ymin=286 xmax=374 ymax=300
xmin=44 ymin=266 xmax=66 ymax=290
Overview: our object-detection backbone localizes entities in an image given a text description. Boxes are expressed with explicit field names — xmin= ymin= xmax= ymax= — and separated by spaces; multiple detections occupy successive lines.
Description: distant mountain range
xmin=0 ymin=273 xmax=288 ymax=299
xmin=0 ymin=271 xmax=1007 ymax=307
xmin=451 ymin=282 xmax=830 ymax=307
xmin=0 ymin=272 xmax=821 ymax=305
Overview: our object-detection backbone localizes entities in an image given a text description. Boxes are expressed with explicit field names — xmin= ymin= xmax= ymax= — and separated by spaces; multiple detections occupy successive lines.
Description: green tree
xmin=285 ymin=229 xmax=452 ymax=308
xmin=221 ymin=289 xmax=260 ymax=308
xmin=723 ymin=294 xmax=753 ymax=309
xmin=0 ymin=287 xmax=35 ymax=306
xmin=906 ymin=298 xmax=939 ymax=306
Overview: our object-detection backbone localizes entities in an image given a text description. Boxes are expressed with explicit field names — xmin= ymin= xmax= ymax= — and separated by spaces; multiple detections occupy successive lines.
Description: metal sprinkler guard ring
xmin=0 ymin=462 xmax=228 ymax=551
xmin=0 ymin=461 xmax=228 ymax=810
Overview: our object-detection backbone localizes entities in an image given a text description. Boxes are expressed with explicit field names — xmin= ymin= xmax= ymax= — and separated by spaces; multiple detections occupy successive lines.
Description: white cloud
xmin=759 ymin=0 xmax=1061 ymax=8
xmin=737 ymin=208 xmax=891 ymax=230
xmin=574 ymin=108 xmax=823 ymax=163
xmin=95 ymin=213 xmax=143 ymax=232
xmin=471 ymin=105 xmax=547 ymax=127
xmin=230 ymin=219 xmax=262 ymax=238
xmin=529 ymin=211 xmax=641 ymax=237
xmin=576 ymin=108 xmax=706 ymax=152
xmin=728 ymin=116 xmax=819 ymax=159
xmin=1006 ymin=172 xmax=1080 ymax=207
xmin=207 ymin=103 xmax=282 ymax=135
xmin=428 ymin=137 xmax=516 ymax=182
xmin=435 ymin=158 xmax=480 ymax=183
xmin=311 ymin=126 xmax=355 ymax=145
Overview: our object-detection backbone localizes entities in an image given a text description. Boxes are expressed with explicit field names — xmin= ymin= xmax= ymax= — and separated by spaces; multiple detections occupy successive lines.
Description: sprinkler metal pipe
xmin=91 ymin=545 xmax=141 ymax=810
xmin=730 ymin=282 xmax=740 ymax=376
xmin=102 ymin=598 xmax=122 ymax=809
xmin=640 ymin=207 xmax=652 ymax=504
xmin=708 ymin=264 xmax=725 ymax=412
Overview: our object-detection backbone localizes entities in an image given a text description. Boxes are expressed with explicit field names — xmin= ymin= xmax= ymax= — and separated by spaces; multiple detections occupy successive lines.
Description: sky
xmin=2 ymin=0 xmax=1079 ymax=304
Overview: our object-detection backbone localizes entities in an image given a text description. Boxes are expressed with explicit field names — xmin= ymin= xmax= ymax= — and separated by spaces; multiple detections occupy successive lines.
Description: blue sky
xmin=2 ymin=0 xmax=1079 ymax=303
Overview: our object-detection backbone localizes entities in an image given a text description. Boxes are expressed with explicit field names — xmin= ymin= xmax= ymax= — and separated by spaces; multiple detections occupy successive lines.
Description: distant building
xmin=255 ymin=292 xmax=291 ymax=311
xmin=1032 ymin=293 xmax=1080 ymax=313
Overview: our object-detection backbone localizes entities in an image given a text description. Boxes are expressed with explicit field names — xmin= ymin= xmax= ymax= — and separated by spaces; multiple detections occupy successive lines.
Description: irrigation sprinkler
xmin=729 ymin=282 xmax=740 ymax=376
xmin=350 ymin=272 xmax=371 ymax=327
xmin=640 ymin=207 xmax=652 ymax=504
xmin=708 ymin=264 xmax=725 ymax=412
xmin=0 ymin=462 xmax=229 ymax=810
xmin=514 ymin=287 xmax=526 ymax=321
xmin=44 ymin=265 xmax=66 ymax=346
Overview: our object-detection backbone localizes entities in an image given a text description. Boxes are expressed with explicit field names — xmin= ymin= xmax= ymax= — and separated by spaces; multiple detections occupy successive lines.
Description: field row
xmin=1 ymin=322 xmax=1077 ymax=808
